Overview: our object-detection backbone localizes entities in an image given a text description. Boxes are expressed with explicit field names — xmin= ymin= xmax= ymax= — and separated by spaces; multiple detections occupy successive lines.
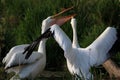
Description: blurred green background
xmin=0 ymin=0 xmax=120 ymax=79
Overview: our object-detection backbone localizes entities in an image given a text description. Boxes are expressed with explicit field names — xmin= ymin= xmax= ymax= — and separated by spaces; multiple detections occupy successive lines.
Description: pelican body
xmin=2 ymin=17 xmax=52 ymax=79
xmin=25 ymin=24 xmax=120 ymax=80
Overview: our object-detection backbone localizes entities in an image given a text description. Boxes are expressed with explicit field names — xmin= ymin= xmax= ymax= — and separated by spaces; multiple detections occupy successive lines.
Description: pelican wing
xmin=86 ymin=27 xmax=117 ymax=66
xmin=5 ymin=51 xmax=43 ymax=69
xmin=2 ymin=44 xmax=29 ymax=64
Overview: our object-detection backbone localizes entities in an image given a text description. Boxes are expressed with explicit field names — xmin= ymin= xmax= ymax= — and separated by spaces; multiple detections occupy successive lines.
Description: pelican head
xmin=23 ymin=7 xmax=76 ymax=59
xmin=41 ymin=6 xmax=75 ymax=34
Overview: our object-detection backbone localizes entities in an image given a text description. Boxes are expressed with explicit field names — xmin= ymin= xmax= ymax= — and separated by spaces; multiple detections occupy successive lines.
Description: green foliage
xmin=0 ymin=0 xmax=120 ymax=79
xmin=0 ymin=25 xmax=5 ymax=57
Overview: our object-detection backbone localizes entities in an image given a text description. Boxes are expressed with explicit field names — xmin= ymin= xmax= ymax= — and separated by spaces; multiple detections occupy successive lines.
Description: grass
xmin=0 ymin=0 xmax=120 ymax=79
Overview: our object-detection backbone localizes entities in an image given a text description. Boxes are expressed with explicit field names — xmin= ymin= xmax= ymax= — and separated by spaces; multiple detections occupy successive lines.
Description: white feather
xmin=5 ymin=51 xmax=43 ymax=69
xmin=87 ymin=27 xmax=117 ymax=66
xmin=3 ymin=16 xmax=54 ymax=79
xmin=2 ymin=44 xmax=29 ymax=64
xmin=49 ymin=24 xmax=117 ymax=80
xmin=70 ymin=18 xmax=80 ymax=48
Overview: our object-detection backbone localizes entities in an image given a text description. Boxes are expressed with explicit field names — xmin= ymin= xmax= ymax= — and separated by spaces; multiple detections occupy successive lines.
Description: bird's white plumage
xmin=2 ymin=44 xmax=29 ymax=65
xmin=50 ymin=24 xmax=72 ymax=53
xmin=70 ymin=18 xmax=117 ymax=66
xmin=87 ymin=27 xmax=117 ymax=66
xmin=3 ymin=16 xmax=54 ymax=79
xmin=70 ymin=18 xmax=80 ymax=48
xmin=5 ymin=51 xmax=43 ymax=69
xmin=49 ymin=24 xmax=117 ymax=80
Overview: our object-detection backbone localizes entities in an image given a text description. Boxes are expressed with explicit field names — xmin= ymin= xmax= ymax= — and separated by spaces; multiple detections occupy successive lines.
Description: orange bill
xmin=50 ymin=6 xmax=76 ymax=26
xmin=50 ymin=14 xmax=76 ymax=26
xmin=51 ymin=6 xmax=74 ymax=18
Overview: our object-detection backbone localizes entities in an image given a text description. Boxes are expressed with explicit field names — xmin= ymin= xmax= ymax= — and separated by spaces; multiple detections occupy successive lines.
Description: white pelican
xmin=3 ymin=7 xmax=74 ymax=80
xmin=25 ymin=24 xmax=120 ymax=80
xmin=70 ymin=17 xmax=120 ymax=78
xmin=3 ymin=18 xmax=51 ymax=80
